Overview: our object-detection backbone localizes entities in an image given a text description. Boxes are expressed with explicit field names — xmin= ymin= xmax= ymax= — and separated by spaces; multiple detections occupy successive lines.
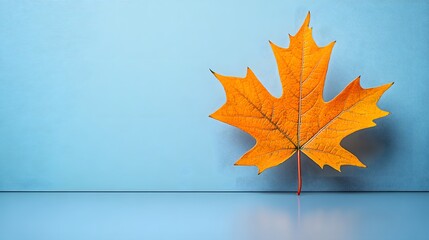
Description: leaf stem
xmin=297 ymin=150 xmax=302 ymax=195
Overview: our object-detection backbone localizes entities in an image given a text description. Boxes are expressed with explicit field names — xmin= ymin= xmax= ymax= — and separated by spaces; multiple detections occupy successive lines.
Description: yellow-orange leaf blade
xmin=210 ymin=68 xmax=297 ymax=173
xmin=210 ymin=12 xmax=392 ymax=174
xmin=302 ymin=78 xmax=393 ymax=171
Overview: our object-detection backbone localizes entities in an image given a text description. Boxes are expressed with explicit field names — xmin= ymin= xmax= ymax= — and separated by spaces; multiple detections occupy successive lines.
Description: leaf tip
xmin=325 ymin=41 xmax=336 ymax=49
xmin=355 ymin=75 xmax=362 ymax=85
xmin=246 ymin=67 xmax=254 ymax=77
xmin=356 ymin=161 xmax=367 ymax=168
xmin=304 ymin=11 xmax=311 ymax=26
xmin=256 ymin=166 xmax=265 ymax=175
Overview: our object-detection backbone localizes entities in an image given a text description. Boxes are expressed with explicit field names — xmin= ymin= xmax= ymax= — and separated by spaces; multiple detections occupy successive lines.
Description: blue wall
xmin=0 ymin=0 xmax=428 ymax=191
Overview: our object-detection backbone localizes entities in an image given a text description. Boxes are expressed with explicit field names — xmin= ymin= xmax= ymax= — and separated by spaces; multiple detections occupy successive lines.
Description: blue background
xmin=0 ymin=0 xmax=428 ymax=191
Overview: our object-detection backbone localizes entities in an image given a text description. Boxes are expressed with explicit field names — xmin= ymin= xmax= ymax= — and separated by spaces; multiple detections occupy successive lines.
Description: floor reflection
xmin=0 ymin=192 xmax=428 ymax=240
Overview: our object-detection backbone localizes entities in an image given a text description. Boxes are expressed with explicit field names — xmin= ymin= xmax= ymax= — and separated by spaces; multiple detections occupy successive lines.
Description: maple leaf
xmin=209 ymin=12 xmax=393 ymax=194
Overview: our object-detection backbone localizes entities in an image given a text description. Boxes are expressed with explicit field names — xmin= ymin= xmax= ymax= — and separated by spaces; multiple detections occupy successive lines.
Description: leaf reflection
xmin=234 ymin=197 xmax=357 ymax=240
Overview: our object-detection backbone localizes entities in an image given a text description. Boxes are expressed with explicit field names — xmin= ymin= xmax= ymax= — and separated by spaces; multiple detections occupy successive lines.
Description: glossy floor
xmin=0 ymin=192 xmax=428 ymax=240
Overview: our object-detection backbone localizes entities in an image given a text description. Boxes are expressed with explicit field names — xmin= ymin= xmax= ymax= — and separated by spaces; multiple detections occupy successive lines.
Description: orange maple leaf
xmin=210 ymin=12 xmax=393 ymax=194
